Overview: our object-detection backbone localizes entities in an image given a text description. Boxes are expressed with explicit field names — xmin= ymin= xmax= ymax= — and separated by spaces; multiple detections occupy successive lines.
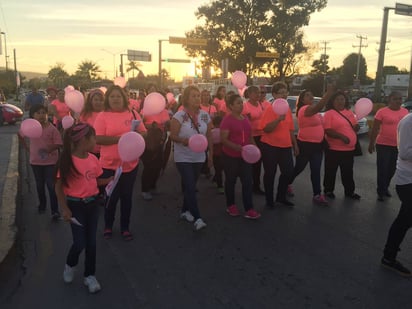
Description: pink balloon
xmin=99 ymin=86 xmax=107 ymax=94
xmin=272 ymin=98 xmax=289 ymax=115
xmin=65 ymin=85 xmax=75 ymax=92
xmin=20 ymin=119 xmax=42 ymax=138
xmin=238 ymin=86 xmax=247 ymax=97
xmin=242 ymin=144 xmax=261 ymax=164
xmin=355 ymin=98 xmax=373 ymax=119
xmin=231 ymin=71 xmax=247 ymax=89
xmin=188 ymin=134 xmax=208 ymax=153
xmin=62 ymin=115 xmax=74 ymax=129
xmin=114 ymin=77 xmax=127 ymax=88
xmin=166 ymin=92 xmax=175 ymax=104
xmin=118 ymin=132 xmax=146 ymax=162
xmin=143 ymin=92 xmax=166 ymax=116
xmin=65 ymin=90 xmax=85 ymax=113
xmin=211 ymin=128 xmax=221 ymax=144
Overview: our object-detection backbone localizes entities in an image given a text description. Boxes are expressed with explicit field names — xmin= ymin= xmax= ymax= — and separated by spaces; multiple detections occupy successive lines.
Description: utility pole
xmin=353 ymin=35 xmax=368 ymax=88
xmin=408 ymin=46 xmax=412 ymax=99
xmin=320 ymin=41 xmax=330 ymax=93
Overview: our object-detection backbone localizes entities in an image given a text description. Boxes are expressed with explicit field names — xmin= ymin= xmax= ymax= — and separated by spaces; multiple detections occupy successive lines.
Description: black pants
xmin=141 ymin=146 xmax=163 ymax=192
xmin=213 ymin=154 xmax=224 ymax=188
xmin=323 ymin=149 xmax=355 ymax=195
xmin=376 ymin=144 xmax=398 ymax=195
xmin=383 ymin=184 xmax=412 ymax=260
xmin=252 ymin=136 xmax=264 ymax=190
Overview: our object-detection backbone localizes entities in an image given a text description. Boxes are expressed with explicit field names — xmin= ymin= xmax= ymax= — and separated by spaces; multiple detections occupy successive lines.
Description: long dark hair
xmin=57 ymin=123 xmax=95 ymax=186
xmin=296 ymin=89 xmax=311 ymax=116
xmin=81 ymin=89 xmax=104 ymax=118
xmin=103 ymin=85 xmax=129 ymax=111
xmin=325 ymin=91 xmax=349 ymax=111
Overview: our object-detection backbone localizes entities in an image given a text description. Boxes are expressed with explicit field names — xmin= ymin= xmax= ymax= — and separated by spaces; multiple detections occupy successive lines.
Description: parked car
xmin=0 ymin=103 xmax=23 ymax=125
xmin=401 ymin=101 xmax=412 ymax=112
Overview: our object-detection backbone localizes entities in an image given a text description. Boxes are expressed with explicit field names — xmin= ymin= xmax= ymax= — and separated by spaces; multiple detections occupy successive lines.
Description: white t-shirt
xmin=395 ymin=113 xmax=412 ymax=185
xmin=173 ymin=110 xmax=210 ymax=163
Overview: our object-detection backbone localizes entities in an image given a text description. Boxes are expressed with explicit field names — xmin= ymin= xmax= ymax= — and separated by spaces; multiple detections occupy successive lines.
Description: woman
xmin=94 ymin=85 xmax=147 ymax=241
xmin=80 ymin=89 xmax=105 ymax=157
xmin=49 ymin=89 xmax=71 ymax=129
xmin=368 ymin=91 xmax=408 ymax=201
xmin=260 ymin=82 xmax=298 ymax=207
xmin=170 ymin=85 xmax=213 ymax=231
xmin=200 ymin=89 xmax=217 ymax=177
xmin=289 ymin=85 xmax=334 ymax=205
xmin=140 ymin=105 xmax=170 ymax=200
xmin=242 ymin=85 xmax=270 ymax=195
xmin=213 ymin=86 xmax=227 ymax=116
xmin=323 ymin=91 xmax=360 ymax=200
xmin=220 ymin=94 xmax=261 ymax=219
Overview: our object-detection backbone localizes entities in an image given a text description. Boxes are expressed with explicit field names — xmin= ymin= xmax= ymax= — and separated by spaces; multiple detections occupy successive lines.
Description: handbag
xmin=335 ymin=109 xmax=363 ymax=156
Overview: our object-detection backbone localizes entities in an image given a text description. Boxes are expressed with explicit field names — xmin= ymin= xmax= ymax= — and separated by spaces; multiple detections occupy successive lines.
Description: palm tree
xmin=75 ymin=60 xmax=101 ymax=88
xmin=48 ymin=63 xmax=69 ymax=88
xmin=126 ymin=61 xmax=142 ymax=78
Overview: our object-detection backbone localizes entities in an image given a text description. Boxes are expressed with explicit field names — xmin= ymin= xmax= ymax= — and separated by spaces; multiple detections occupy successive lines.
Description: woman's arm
xmin=96 ymin=135 xmax=120 ymax=145
xmin=263 ymin=114 xmax=285 ymax=133
xmin=220 ymin=129 xmax=242 ymax=152
xmin=169 ymin=118 xmax=188 ymax=146
xmin=325 ymin=128 xmax=350 ymax=144
xmin=304 ymin=84 xmax=334 ymax=117
xmin=368 ymin=119 xmax=381 ymax=153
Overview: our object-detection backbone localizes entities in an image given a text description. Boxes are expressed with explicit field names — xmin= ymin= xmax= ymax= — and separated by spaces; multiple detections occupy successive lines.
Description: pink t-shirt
xmin=94 ymin=110 xmax=147 ymax=172
xmin=242 ymin=101 xmax=271 ymax=136
xmin=260 ymin=108 xmax=294 ymax=148
xmin=220 ymin=114 xmax=252 ymax=158
xmin=214 ymin=98 xmax=227 ymax=114
xmin=51 ymin=99 xmax=71 ymax=124
xmin=62 ymin=153 xmax=103 ymax=198
xmin=323 ymin=109 xmax=357 ymax=151
xmin=80 ymin=112 xmax=102 ymax=153
xmin=297 ymin=105 xmax=324 ymax=143
xmin=129 ymin=98 xmax=141 ymax=111
xmin=29 ymin=123 xmax=62 ymax=165
xmin=375 ymin=107 xmax=408 ymax=146
xmin=143 ymin=109 xmax=170 ymax=132
xmin=200 ymin=104 xmax=217 ymax=118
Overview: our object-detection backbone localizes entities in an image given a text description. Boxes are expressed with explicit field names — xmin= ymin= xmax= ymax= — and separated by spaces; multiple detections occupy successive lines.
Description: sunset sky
xmin=0 ymin=0 xmax=410 ymax=81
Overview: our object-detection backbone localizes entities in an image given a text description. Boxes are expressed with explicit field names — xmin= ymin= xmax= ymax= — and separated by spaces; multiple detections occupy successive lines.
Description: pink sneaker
xmin=313 ymin=194 xmax=328 ymax=206
xmin=287 ymin=185 xmax=294 ymax=197
xmin=226 ymin=205 xmax=240 ymax=217
xmin=244 ymin=209 xmax=261 ymax=219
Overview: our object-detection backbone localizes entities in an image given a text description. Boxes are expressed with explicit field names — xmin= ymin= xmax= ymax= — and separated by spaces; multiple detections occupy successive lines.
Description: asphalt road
xmin=1 ymin=134 xmax=412 ymax=308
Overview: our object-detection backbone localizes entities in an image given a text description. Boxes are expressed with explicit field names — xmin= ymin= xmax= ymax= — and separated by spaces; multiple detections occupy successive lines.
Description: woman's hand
xmin=62 ymin=207 xmax=72 ymax=222
xmin=341 ymin=135 xmax=350 ymax=144
xmin=368 ymin=143 xmax=375 ymax=154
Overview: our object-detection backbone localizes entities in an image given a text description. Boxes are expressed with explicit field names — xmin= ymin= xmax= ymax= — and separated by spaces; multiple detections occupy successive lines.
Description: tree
xmin=185 ymin=0 xmax=326 ymax=79
xmin=48 ymin=63 xmax=69 ymax=88
xmin=126 ymin=61 xmax=142 ymax=78
xmin=338 ymin=53 xmax=368 ymax=87
xmin=74 ymin=60 xmax=101 ymax=89
xmin=311 ymin=54 xmax=329 ymax=74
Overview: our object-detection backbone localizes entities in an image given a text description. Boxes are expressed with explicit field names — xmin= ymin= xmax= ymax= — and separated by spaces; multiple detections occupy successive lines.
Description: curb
xmin=0 ymin=135 xmax=19 ymax=263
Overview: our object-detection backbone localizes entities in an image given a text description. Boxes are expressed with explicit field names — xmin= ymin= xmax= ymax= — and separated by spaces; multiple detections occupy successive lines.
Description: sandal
xmin=103 ymin=228 xmax=112 ymax=239
xmin=121 ymin=231 xmax=133 ymax=241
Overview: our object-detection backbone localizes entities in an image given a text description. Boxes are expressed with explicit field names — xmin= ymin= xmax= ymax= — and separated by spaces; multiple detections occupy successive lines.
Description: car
xmin=401 ymin=101 xmax=412 ymax=112
xmin=0 ymin=103 xmax=24 ymax=125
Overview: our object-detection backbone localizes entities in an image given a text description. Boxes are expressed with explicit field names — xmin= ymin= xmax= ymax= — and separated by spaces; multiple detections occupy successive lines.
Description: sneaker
xmin=244 ymin=209 xmax=261 ymax=219
xmin=63 ymin=264 xmax=75 ymax=283
xmin=194 ymin=218 xmax=207 ymax=231
xmin=345 ymin=193 xmax=361 ymax=200
xmin=377 ymin=194 xmax=385 ymax=202
xmin=325 ymin=192 xmax=336 ymax=199
xmin=103 ymin=228 xmax=112 ymax=240
xmin=217 ymin=187 xmax=225 ymax=194
xmin=142 ymin=192 xmax=153 ymax=201
xmin=226 ymin=205 xmax=240 ymax=217
xmin=384 ymin=191 xmax=392 ymax=197
xmin=84 ymin=275 xmax=101 ymax=293
xmin=276 ymin=199 xmax=294 ymax=207
xmin=287 ymin=185 xmax=294 ymax=197
xmin=121 ymin=231 xmax=133 ymax=241
xmin=381 ymin=258 xmax=412 ymax=277
xmin=313 ymin=195 xmax=328 ymax=206
xmin=180 ymin=211 xmax=194 ymax=222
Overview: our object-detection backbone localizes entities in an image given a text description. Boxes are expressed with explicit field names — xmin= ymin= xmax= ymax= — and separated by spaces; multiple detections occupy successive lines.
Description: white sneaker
xmin=180 ymin=211 xmax=194 ymax=222
xmin=63 ymin=264 xmax=75 ymax=283
xmin=194 ymin=218 xmax=207 ymax=231
xmin=142 ymin=192 xmax=153 ymax=200
xmin=84 ymin=275 xmax=101 ymax=293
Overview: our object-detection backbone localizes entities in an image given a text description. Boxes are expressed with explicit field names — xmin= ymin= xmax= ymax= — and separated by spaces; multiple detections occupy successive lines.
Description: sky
xmin=0 ymin=0 xmax=410 ymax=82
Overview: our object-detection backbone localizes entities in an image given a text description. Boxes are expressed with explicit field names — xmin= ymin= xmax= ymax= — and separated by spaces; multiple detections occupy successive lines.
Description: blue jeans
xmin=31 ymin=164 xmax=59 ymax=214
xmin=102 ymin=166 xmax=138 ymax=232
xmin=222 ymin=154 xmax=253 ymax=211
xmin=376 ymin=144 xmax=398 ymax=195
xmin=383 ymin=184 xmax=412 ymax=260
xmin=66 ymin=199 xmax=99 ymax=277
xmin=290 ymin=140 xmax=323 ymax=196
xmin=176 ymin=162 xmax=202 ymax=220
xmin=261 ymin=143 xmax=294 ymax=206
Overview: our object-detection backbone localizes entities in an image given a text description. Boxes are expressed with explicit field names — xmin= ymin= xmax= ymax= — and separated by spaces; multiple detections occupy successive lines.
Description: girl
xmin=55 ymin=123 xmax=111 ymax=293
xmin=94 ymin=85 xmax=147 ymax=241
xmin=21 ymin=105 xmax=62 ymax=218
xmin=220 ymin=94 xmax=261 ymax=219
xmin=213 ymin=86 xmax=227 ymax=116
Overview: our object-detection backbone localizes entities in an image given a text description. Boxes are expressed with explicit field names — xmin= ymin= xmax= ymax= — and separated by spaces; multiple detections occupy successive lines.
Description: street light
xmin=1 ymin=32 xmax=8 ymax=71
xmin=101 ymin=49 xmax=122 ymax=79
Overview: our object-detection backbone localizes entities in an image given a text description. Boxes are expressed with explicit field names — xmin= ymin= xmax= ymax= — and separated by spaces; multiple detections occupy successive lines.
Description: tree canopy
xmin=185 ymin=0 xmax=327 ymax=80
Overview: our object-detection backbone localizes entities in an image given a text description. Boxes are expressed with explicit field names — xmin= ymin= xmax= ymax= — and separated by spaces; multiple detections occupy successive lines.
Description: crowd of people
xmin=19 ymin=81 xmax=412 ymax=293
